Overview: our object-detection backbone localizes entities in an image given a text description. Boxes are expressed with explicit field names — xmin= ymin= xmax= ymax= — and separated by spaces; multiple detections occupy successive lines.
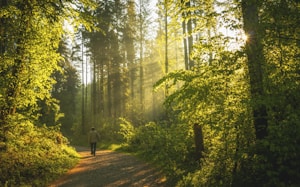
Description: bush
xmin=0 ymin=117 xmax=79 ymax=186
xmin=119 ymin=120 xmax=196 ymax=183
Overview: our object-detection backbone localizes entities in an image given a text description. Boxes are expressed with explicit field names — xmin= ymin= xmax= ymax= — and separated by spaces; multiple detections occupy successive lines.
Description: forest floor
xmin=48 ymin=146 xmax=167 ymax=187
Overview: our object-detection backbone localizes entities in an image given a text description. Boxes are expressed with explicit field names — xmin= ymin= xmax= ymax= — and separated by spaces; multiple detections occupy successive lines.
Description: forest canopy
xmin=0 ymin=0 xmax=299 ymax=186
xmin=0 ymin=0 xmax=95 ymax=185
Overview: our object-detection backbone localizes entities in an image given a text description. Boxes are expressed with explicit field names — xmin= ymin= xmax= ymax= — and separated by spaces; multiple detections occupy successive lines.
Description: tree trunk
xmin=186 ymin=0 xmax=193 ymax=69
xmin=241 ymin=0 xmax=268 ymax=140
xmin=92 ymin=55 xmax=97 ymax=126
xmin=107 ymin=60 xmax=112 ymax=117
xmin=139 ymin=0 xmax=144 ymax=113
xmin=181 ymin=6 xmax=189 ymax=70
xmin=181 ymin=0 xmax=193 ymax=70
xmin=164 ymin=0 xmax=169 ymax=97
xmin=193 ymin=123 xmax=204 ymax=160
xmin=81 ymin=33 xmax=86 ymax=134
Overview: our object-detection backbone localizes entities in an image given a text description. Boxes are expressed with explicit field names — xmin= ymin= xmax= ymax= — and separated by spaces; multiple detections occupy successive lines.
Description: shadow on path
xmin=49 ymin=147 xmax=166 ymax=187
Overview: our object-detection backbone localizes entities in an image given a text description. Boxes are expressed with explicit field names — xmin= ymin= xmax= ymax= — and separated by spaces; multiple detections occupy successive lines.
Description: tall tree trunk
xmin=186 ymin=0 xmax=193 ymax=69
xmin=92 ymin=55 xmax=97 ymax=126
xmin=139 ymin=0 xmax=144 ymax=113
xmin=241 ymin=0 xmax=268 ymax=140
xmin=81 ymin=33 xmax=85 ymax=134
xmin=126 ymin=0 xmax=136 ymax=106
xmin=181 ymin=2 xmax=189 ymax=70
xmin=193 ymin=123 xmax=204 ymax=160
xmin=85 ymin=48 xmax=88 ymax=126
xmin=99 ymin=58 xmax=105 ymax=118
xmin=164 ymin=0 xmax=169 ymax=97
xmin=107 ymin=60 xmax=112 ymax=117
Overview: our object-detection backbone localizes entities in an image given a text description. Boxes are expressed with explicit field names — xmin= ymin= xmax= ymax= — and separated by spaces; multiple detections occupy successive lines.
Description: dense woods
xmin=0 ymin=0 xmax=299 ymax=186
xmin=0 ymin=0 xmax=94 ymax=185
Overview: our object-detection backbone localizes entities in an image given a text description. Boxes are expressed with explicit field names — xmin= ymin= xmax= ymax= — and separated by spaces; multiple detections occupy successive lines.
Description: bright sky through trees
xmin=1 ymin=0 xmax=298 ymax=186
xmin=67 ymin=0 xmax=248 ymax=85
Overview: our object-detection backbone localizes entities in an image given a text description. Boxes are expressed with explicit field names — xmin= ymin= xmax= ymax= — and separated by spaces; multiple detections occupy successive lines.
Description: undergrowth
xmin=118 ymin=118 xmax=300 ymax=187
xmin=0 ymin=119 xmax=79 ymax=186
xmin=119 ymin=119 xmax=197 ymax=185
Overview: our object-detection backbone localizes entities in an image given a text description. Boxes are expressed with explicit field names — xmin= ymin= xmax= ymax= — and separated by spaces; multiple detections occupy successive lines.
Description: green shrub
xmin=0 ymin=118 xmax=79 ymax=186
xmin=119 ymin=120 xmax=196 ymax=182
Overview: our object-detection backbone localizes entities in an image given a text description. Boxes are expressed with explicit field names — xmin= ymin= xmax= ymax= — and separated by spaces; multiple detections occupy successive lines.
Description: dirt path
xmin=49 ymin=147 xmax=166 ymax=187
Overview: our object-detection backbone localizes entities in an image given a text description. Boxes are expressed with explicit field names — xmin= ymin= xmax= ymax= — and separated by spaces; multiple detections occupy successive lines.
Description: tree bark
xmin=241 ymin=0 xmax=268 ymax=140
xmin=181 ymin=0 xmax=189 ymax=70
xmin=164 ymin=0 xmax=169 ymax=97
xmin=193 ymin=123 xmax=204 ymax=160
xmin=139 ymin=0 xmax=144 ymax=113
xmin=186 ymin=0 xmax=194 ymax=69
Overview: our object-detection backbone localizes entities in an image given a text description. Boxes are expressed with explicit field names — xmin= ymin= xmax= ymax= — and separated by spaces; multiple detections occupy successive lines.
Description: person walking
xmin=88 ymin=127 xmax=100 ymax=156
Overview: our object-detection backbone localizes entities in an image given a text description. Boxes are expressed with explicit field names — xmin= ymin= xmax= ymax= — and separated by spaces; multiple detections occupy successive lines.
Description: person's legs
xmin=90 ymin=143 xmax=94 ymax=154
xmin=93 ymin=143 xmax=97 ymax=156
xmin=91 ymin=142 xmax=96 ymax=156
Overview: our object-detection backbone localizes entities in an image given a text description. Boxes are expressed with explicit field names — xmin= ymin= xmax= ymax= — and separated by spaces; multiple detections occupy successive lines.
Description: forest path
xmin=49 ymin=147 xmax=166 ymax=187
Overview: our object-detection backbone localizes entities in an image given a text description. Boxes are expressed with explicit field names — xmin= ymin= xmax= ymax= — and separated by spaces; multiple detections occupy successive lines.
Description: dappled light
xmin=50 ymin=149 xmax=166 ymax=187
xmin=0 ymin=0 xmax=298 ymax=186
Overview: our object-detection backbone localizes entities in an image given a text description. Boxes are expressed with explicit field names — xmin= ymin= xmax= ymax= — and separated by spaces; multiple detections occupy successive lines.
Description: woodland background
xmin=0 ymin=0 xmax=299 ymax=186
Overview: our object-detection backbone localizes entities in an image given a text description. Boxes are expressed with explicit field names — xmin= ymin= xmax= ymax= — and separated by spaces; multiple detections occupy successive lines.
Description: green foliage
xmin=0 ymin=1 xmax=95 ymax=186
xmin=51 ymin=39 xmax=81 ymax=136
xmin=234 ymin=0 xmax=300 ymax=185
xmin=0 ymin=115 xmax=79 ymax=186
xmin=119 ymin=120 xmax=195 ymax=182
xmin=0 ymin=0 xmax=96 ymax=120
xmin=149 ymin=0 xmax=299 ymax=186
xmin=99 ymin=118 xmax=124 ymax=144
xmin=155 ymin=49 xmax=256 ymax=186
xmin=118 ymin=118 xmax=136 ymax=145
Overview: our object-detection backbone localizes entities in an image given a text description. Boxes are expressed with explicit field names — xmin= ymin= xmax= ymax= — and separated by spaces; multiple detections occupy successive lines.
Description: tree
xmin=121 ymin=0 xmax=299 ymax=186
xmin=138 ymin=0 xmax=144 ymax=113
xmin=0 ymin=0 xmax=96 ymax=147
xmin=82 ymin=0 xmax=129 ymax=123
xmin=124 ymin=0 xmax=137 ymax=105
xmin=156 ymin=0 xmax=172 ymax=98
xmin=54 ymin=38 xmax=80 ymax=136
xmin=181 ymin=0 xmax=194 ymax=70
xmin=239 ymin=0 xmax=300 ymax=185
xmin=241 ymin=0 xmax=268 ymax=140
xmin=0 ymin=1 xmax=61 ymax=124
